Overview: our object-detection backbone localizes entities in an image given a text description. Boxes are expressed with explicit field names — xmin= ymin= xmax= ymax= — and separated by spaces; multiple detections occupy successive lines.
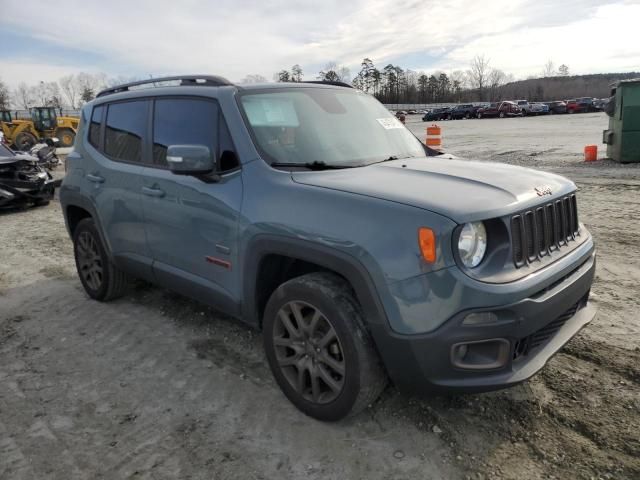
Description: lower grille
xmin=513 ymin=294 xmax=588 ymax=361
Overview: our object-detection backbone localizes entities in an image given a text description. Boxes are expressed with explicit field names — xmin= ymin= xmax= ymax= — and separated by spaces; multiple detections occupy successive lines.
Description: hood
xmin=0 ymin=152 xmax=38 ymax=164
xmin=291 ymin=157 xmax=575 ymax=223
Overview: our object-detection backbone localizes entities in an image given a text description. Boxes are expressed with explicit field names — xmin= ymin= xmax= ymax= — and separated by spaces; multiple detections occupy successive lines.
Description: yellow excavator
xmin=0 ymin=107 xmax=78 ymax=150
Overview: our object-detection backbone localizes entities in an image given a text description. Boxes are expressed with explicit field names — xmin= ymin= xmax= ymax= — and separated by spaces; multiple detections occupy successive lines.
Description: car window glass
xmin=89 ymin=105 xmax=103 ymax=149
xmin=105 ymin=101 xmax=147 ymax=163
xmin=152 ymin=98 xmax=218 ymax=167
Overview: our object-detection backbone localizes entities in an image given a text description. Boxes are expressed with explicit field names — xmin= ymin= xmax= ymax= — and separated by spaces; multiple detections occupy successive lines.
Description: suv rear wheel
xmin=263 ymin=272 xmax=387 ymax=421
xmin=73 ymin=218 xmax=130 ymax=301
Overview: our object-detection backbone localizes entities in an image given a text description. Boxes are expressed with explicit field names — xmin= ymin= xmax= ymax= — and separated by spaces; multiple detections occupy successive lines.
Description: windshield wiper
xmin=366 ymin=155 xmax=416 ymax=166
xmin=271 ymin=161 xmax=355 ymax=171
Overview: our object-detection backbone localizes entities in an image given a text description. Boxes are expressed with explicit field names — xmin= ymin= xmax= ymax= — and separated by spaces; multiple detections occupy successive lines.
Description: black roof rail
xmin=96 ymin=75 xmax=233 ymax=98
xmin=302 ymin=80 xmax=353 ymax=89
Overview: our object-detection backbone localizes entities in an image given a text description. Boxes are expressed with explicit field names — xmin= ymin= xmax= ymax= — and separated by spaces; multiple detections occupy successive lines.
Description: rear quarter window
xmin=89 ymin=105 xmax=104 ymax=149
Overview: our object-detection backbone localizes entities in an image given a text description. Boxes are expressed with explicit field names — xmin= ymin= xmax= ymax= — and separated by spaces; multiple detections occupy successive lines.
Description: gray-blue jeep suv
xmin=60 ymin=75 xmax=596 ymax=421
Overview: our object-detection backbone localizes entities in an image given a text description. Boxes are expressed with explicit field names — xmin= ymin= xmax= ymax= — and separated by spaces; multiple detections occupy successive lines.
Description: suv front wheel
xmin=263 ymin=272 xmax=387 ymax=421
xmin=73 ymin=218 xmax=130 ymax=301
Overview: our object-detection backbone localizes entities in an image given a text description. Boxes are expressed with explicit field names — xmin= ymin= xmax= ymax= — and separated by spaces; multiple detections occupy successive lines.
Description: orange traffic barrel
xmin=584 ymin=145 xmax=597 ymax=162
xmin=426 ymin=124 xmax=442 ymax=150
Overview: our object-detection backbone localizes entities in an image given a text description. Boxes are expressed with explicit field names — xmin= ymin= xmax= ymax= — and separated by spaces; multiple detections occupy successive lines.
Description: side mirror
xmin=166 ymin=145 xmax=215 ymax=175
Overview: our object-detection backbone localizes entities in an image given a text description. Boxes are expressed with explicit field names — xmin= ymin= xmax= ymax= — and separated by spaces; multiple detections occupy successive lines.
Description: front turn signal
xmin=418 ymin=227 xmax=436 ymax=263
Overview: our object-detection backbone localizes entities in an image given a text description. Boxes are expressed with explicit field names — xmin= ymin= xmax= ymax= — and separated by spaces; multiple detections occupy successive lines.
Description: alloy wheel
xmin=273 ymin=301 xmax=346 ymax=404
xmin=76 ymin=231 xmax=103 ymax=291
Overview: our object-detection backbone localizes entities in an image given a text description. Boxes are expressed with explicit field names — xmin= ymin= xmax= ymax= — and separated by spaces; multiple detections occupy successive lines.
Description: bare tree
xmin=487 ymin=68 xmax=506 ymax=101
xmin=274 ymin=70 xmax=291 ymax=82
xmin=14 ymin=83 xmax=33 ymax=109
xmin=558 ymin=64 xmax=570 ymax=77
xmin=240 ymin=74 xmax=268 ymax=84
xmin=0 ymin=78 xmax=10 ymax=110
xmin=542 ymin=60 xmax=556 ymax=77
xmin=468 ymin=55 xmax=490 ymax=100
xmin=336 ymin=66 xmax=350 ymax=83
xmin=291 ymin=65 xmax=303 ymax=82
xmin=318 ymin=62 xmax=350 ymax=82
xmin=59 ymin=75 xmax=78 ymax=108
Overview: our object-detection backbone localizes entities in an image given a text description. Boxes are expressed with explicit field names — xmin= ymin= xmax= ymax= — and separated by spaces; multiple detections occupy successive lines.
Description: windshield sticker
xmin=376 ymin=117 xmax=404 ymax=129
xmin=242 ymin=97 xmax=300 ymax=127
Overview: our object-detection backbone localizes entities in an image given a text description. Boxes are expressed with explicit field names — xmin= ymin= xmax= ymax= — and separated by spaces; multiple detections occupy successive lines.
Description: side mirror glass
xmin=166 ymin=145 xmax=215 ymax=175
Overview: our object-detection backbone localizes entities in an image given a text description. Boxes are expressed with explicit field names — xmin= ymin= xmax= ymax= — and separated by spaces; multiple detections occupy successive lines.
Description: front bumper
xmin=370 ymin=248 xmax=596 ymax=395
xmin=0 ymin=178 xmax=55 ymax=207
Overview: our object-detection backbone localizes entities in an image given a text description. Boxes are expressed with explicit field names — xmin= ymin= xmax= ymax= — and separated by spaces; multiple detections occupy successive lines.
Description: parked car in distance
xmin=530 ymin=103 xmax=549 ymax=115
xmin=447 ymin=104 xmax=476 ymax=120
xmin=422 ymin=107 xmax=450 ymax=121
xmin=515 ymin=100 xmax=532 ymax=115
xmin=60 ymin=75 xmax=596 ymax=421
xmin=576 ymin=97 xmax=596 ymax=112
xmin=476 ymin=101 xmax=521 ymax=118
xmin=566 ymin=99 xmax=593 ymax=114
xmin=545 ymin=101 xmax=567 ymax=114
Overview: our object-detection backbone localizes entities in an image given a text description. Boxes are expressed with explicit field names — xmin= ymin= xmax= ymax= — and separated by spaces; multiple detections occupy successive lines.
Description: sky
xmin=1 ymin=0 xmax=639 ymax=88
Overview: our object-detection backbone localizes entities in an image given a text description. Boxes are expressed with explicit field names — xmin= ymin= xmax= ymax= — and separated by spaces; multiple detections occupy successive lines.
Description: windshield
xmin=239 ymin=88 xmax=426 ymax=167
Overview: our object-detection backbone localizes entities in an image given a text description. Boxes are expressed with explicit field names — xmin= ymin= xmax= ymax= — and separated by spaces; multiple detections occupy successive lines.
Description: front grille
xmin=511 ymin=194 xmax=579 ymax=267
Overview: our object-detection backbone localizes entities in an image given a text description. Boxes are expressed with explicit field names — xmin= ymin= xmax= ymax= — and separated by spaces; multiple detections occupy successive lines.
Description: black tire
xmin=34 ymin=199 xmax=50 ymax=207
xmin=477 ymin=113 xmax=482 ymax=119
xmin=521 ymin=109 xmax=527 ymax=116
xmin=73 ymin=218 xmax=130 ymax=301
xmin=15 ymin=132 xmax=37 ymax=151
xmin=499 ymin=112 xmax=505 ymax=118
xmin=263 ymin=272 xmax=387 ymax=421
xmin=56 ymin=128 xmax=76 ymax=148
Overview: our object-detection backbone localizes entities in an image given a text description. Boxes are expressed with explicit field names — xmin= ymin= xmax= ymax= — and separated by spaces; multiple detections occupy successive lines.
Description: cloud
xmin=1 ymin=0 xmax=638 ymax=88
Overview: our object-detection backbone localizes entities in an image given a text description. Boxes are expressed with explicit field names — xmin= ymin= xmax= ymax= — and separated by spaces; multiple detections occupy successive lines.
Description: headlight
xmin=458 ymin=222 xmax=487 ymax=268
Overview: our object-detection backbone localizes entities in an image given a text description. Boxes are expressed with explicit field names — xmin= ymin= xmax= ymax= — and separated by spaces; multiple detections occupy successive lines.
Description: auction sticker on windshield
xmin=376 ymin=117 xmax=404 ymax=129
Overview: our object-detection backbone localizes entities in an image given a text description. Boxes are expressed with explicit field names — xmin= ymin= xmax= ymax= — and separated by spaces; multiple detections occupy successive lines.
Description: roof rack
xmin=303 ymin=80 xmax=353 ymax=89
xmin=96 ymin=75 xmax=233 ymax=98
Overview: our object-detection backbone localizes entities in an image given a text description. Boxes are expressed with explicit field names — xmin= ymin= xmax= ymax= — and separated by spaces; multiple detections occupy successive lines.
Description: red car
xmin=476 ymin=101 xmax=521 ymax=118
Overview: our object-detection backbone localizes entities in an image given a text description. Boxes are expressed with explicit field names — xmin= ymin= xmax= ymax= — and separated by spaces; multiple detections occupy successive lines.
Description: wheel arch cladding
xmin=242 ymin=235 xmax=390 ymax=330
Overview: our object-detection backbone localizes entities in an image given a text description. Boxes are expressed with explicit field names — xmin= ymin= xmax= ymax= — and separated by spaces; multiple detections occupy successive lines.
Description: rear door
xmin=140 ymin=97 xmax=243 ymax=313
xmin=84 ymin=100 xmax=153 ymax=278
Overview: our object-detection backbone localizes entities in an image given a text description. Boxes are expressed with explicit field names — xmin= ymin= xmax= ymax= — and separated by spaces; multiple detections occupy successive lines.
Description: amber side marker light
xmin=418 ymin=227 xmax=436 ymax=263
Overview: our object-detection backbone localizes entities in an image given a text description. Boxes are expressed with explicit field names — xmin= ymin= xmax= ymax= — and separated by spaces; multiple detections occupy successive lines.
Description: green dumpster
xmin=603 ymin=78 xmax=640 ymax=163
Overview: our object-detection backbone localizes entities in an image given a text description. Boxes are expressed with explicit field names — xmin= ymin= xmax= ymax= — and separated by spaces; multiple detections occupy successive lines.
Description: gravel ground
xmin=1 ymin=112 xmax=638 ymax=479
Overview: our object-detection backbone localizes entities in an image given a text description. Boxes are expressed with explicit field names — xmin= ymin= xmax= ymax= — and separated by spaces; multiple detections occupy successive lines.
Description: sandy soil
xmin=1 ymin=113 xmax=638 ymax=479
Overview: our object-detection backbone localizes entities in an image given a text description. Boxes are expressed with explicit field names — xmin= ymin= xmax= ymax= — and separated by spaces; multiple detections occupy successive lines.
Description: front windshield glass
xmin=239 ymin=88 xmax=426 ymax=167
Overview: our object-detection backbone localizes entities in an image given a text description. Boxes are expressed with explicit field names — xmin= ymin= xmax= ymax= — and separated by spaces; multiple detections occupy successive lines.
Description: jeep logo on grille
xmin=535 ymin=185 xmax=553 ymax=196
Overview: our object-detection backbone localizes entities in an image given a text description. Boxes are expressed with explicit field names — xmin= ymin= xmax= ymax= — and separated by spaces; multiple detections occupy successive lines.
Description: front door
xmin=140 ymin=97 xmax=243 ymax=314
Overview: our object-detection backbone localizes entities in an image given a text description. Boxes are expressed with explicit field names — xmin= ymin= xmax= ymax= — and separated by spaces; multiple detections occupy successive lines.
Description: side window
xmin=152 ymin=98 xmax=218 ymax=167
xmin=89 ymin=105 xmax=103 ymax=149
xmin=104 ymin=101 xmax=147 ymax=163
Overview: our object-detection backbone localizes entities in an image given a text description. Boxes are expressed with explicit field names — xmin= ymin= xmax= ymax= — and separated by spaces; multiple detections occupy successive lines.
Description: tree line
xmin=270 ymin=57 xmax=631 ymax=104
xmin=1 ymin=56 xmax=635 ymax=112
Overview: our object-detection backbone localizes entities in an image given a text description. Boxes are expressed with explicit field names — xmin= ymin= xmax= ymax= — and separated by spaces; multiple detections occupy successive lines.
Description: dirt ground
xmin=1 ymin=112 xmax=638 ymax=480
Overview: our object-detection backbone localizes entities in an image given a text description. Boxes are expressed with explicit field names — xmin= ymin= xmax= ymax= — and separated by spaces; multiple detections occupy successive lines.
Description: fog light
xmin=463 ymin=311 xmax=499 ymax=326
xmin=450 ymin=339 xmax=510 ymax=370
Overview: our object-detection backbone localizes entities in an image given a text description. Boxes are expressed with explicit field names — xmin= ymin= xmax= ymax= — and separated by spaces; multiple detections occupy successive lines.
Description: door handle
xmin=86 ymin=173 xmax=105 ymax=183
xmin=142 ymin=186 xmax=165 ymax=198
